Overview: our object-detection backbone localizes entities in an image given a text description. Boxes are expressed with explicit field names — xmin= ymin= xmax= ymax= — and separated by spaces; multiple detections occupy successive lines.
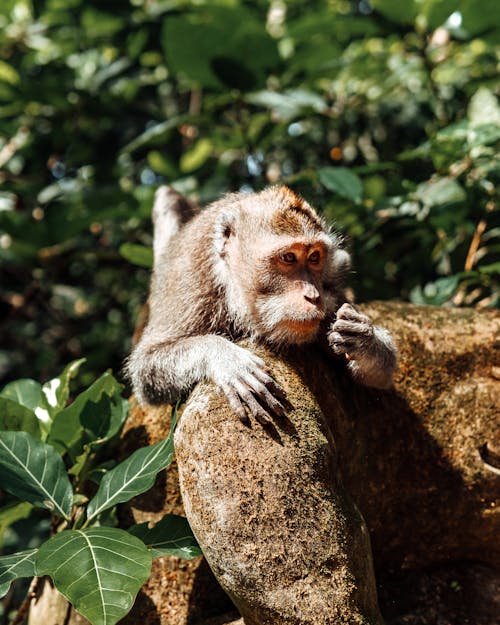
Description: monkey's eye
xmin=281 ymin=252 xmax=297 ymax=264
xmin=308 ymin=250 xmax=321 ymax=264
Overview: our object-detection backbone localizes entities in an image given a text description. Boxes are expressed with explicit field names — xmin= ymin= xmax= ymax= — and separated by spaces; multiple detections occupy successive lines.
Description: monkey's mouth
xmin=280 ymin=316 xmax=323 ymax=344
xmin=283 ymin=317 xmax=321 ymax=332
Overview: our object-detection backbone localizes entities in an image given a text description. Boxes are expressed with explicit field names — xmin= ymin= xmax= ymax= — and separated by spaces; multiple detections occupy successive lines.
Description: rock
xmin=175 ymin=344 xmax=384 ymax=625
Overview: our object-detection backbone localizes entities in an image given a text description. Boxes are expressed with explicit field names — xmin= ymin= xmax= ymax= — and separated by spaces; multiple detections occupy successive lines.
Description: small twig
xmin=9 ymin=577 xmax=39 ymax=625
xmin=188 ymin=88 xmax=202 ymax=116
xmin=464 ymin=219 xmax=487 ymax=271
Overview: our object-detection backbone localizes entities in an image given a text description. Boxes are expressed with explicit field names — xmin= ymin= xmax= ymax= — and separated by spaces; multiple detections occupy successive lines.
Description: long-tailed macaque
xmin=127 ymin=185 xmax=397 ymax=424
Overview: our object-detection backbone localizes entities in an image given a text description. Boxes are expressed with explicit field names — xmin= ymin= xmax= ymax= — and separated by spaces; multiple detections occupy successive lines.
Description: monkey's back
xmin=146 ymin=203 xmax=231 ymax=341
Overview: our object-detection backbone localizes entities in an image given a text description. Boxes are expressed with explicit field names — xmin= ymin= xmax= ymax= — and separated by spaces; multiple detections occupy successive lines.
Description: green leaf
xmin=419 ymin=0 xmax=457 ymax=30
xmin=415 ymin=177 xmax=466 ymax=208
xmin=370 ymin=0 xmax=417 ymax=24
xmin=460 ymin=0 xmax=500 ymax=36
xmin=41 ymin=359 xmax=86 ymax=421
xmin=0 ymin=379 xmax=42 ymax=411
xmin=128 ymin=514 xmax=202 ymax=559
xmin=162 ymin=7 xmax=279 ymax=90
xmin=0 ymin=432 xmax=73 ymax=520
xmin=318 ymin=167 xmax=363 ymax=203
xmin=247 ymin=89 xmax=327 ymax=121
xmin=35 ymin=528 xmax=152 ymax=625
xmin=119 ymin=243 xmax=153 ymax=268
xmin=0 ymin=397 xmax=40 ymax=436
xmin=86 ymin=435 xmax=175 ymax=523
xmin=468 ymin=87 xmax=500 ymax=126
xmin=0 ymin=502 xmax=33 ymax=548
xmin=48 ymin=372 xmax=126 ymax=456
xmin=0 ymin=549 xmax=37 ymax=598
xmin=0 ymin=60 xmax=20 ymax=86
xmin=121 ymin=116 xmax=186 ymax=154
xmin=410 ymin=275 xmax=460 ymax=305
xmin=68 ymin=391 xmax=128 ymax=480
xmin=479 ymin=261 xmax=500 ymax=275
xmin=0 ymin=361 xmax=84 ymax=439
xmin=180 ymin=138 xmax=213 ymax=173
xmin=147 ymin=150 xmax=177 ymax=178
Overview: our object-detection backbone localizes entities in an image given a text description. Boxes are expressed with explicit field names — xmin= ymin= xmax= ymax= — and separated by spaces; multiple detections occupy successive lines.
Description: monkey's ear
xmin=213 ymin=211 xmax=236 ymax=256
xmin=326 ymin=246 xmax=352 ymax=285
xmin=332 ymin=248 xmax=351 ymax=274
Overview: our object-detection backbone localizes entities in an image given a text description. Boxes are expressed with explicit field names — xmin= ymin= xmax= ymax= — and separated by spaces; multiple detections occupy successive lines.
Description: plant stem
xmin=9 ymin=577 xmax=39 ymax=625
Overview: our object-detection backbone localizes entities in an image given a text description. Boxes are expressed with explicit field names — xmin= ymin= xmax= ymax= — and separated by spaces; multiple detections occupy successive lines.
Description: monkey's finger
xmin=336 ymin=303 xmax=370 ymax=324
xmin=252 ymin=369 xmax=289 ymax=403
xmin=233 ymin=380 xmax=273 ymax=425
xmin=332 ymin=320 xmax=373 ymax=337
xmin=246 ymin=378 xmax=288 ymax=419
xmin=330 ymin=330 xmax=359 ymax=346
xmin=247 ymin=353 xmax=267 ymax=369
xmin=329 ymin=332 xmax=350 ymax=354
xmin=221 ymin=384 xmax=249 ymax=423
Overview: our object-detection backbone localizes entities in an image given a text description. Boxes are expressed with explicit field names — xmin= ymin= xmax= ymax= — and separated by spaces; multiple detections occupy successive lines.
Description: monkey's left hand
xmin=328 ymin=303 xmax=375 ymax=359
xmin=327 ymin=303 xmax=397 ymax=388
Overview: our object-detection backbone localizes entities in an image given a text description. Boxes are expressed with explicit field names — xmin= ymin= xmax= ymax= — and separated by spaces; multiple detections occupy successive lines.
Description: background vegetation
xmin=0 ymin=0 xmax=498 ymax=391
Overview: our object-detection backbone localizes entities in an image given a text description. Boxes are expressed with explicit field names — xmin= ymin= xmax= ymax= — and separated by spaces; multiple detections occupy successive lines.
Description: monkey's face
xmin=252 ymin=239 xmax=328 ymax=346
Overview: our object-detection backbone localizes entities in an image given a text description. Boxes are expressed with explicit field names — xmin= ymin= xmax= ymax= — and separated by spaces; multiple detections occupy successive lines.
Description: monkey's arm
xmin=127 ymin=334 xmax=288 ymax=424
xmin=327 ymin=303 xmax=397 ymax=389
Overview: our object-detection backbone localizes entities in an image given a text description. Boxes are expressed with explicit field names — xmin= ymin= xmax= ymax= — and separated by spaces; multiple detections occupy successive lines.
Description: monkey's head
xmin=213 ymin=186 xmax=348 ymax=346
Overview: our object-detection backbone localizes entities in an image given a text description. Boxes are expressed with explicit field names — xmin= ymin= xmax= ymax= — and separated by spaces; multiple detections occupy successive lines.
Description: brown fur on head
xmin=213 ymin=186 xmax=341 ymax=346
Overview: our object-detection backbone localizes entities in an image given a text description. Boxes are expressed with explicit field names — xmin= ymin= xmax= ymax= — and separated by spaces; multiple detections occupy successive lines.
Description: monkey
xmin=126 ymin=185 xmax=397 ymax=424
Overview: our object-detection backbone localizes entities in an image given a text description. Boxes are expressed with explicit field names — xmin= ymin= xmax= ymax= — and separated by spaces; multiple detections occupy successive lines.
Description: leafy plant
xmin=0 ymin=0 xmax=498 ymax=393
xmin=0 ymin=361 xmax=200 ymax=625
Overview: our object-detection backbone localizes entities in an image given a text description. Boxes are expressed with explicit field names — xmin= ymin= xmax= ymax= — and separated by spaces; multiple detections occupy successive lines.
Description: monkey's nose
xmin=302 ymin=282 xmax=320 ymax=305
xmin=303 ymin=285 xmax=321 ymax=305
xmin=304 ymin=294 xmax=319 ymax=305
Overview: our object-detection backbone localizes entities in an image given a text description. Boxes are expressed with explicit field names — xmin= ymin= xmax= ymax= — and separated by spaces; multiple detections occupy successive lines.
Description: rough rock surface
xmin=175 ymin=350 xmax=384 ymax=625
xmin=28 ymin=303 xmax=500 ymax=624
xmin=173 ymin=304 xmax=499 ymax=624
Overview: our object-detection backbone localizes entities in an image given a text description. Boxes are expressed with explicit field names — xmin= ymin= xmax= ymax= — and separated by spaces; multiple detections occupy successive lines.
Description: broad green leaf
xmin=86 ymin=435 xmax=175 ymax=523
xmin=460 ymin=0 xmax=500 ymax=36
xmin=415 ymin=177 xmax=466 ymax=208
xmin=0 ymin=549 xmax=37 ymax=598
xmin=162 ymin=7 xmax=279 ymax=90
xmin=36 ymin=528 xmax=152 ymax=625
xmin=0 ymin=397 xmax=40 ymax=436
xmin=0 ymin=379 xmax=42 ymax=411
xmin=79 ymin=386 xmax=128 ymax=442
xmin=119 ymin=243 xmax=153 ymax=268
xmin=128 ymin=514 xmax=202 ymax=559
xmin=0 ymin=432 xmax=73 ymax=520
xmin=370 ymin=0 xmax=417 ymax=24
xmin=41 ymin=359 xmax=86 ymax=420
xmin=0 ymin=502 xmax=33 ymax=548
xmin=318 ymin=167 xmax=363 ymax=203
xmin=0 ymin=360 xmax=84 ymax=439
xmin=419 ymin=0 xmax=457 ymax=30
xmin=48 ymin=372 xmax=126 ymax=456
xmin=468 ymin=87 xmax=500 ymax=129
xmin=410 ymin=275 xmax=460 ymax=306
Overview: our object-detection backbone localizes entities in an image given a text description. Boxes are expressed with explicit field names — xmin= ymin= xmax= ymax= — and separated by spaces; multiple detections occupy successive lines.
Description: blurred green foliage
xmin=0 ymin=0 xmax=498 ymax=389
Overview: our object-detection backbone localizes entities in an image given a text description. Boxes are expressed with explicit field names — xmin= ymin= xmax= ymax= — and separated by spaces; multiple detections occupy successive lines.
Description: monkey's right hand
xmin=208 ymin=343 xmax=289 ymax=425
